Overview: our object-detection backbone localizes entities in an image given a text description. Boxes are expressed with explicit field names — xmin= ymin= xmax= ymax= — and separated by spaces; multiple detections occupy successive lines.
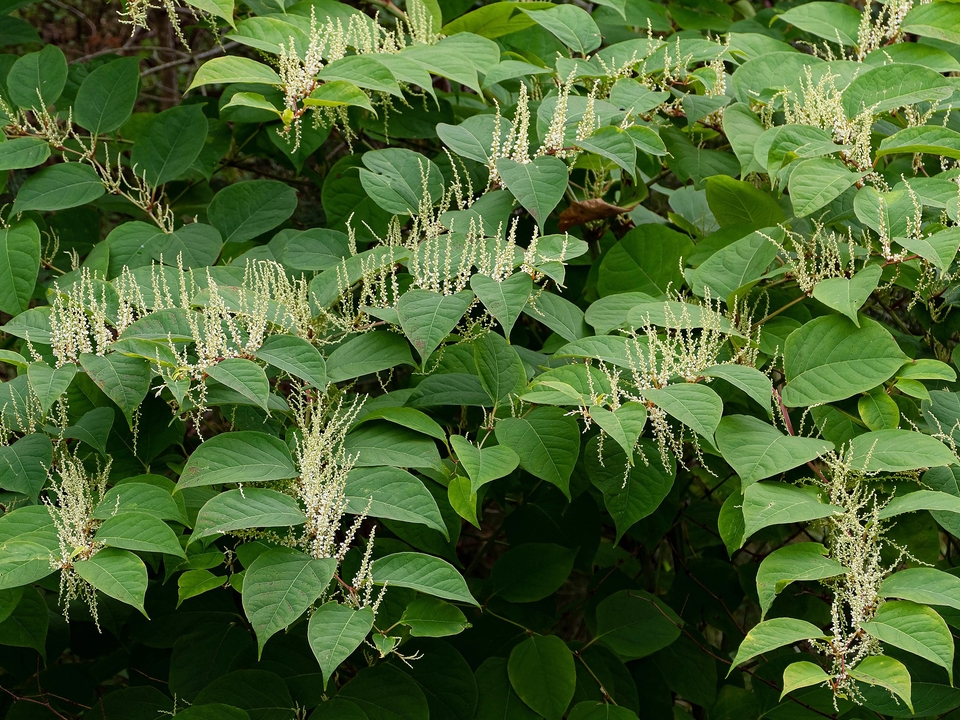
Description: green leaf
xmin=497 ymin=156 xmax=568 ymax=232
xmin=507 ymin=635 xmax=577 ymax=720
xmin=308 ymin=601 xmax=374 ymax=683
xmin=880 ymin=568 xmax=960 ymax=612
xmin=701 ymin=364 xmax=773 ymax=415
xmin=192 ymin=488 xmax=305 ymax=541
xmin=74 ymin=56 xmax=140 ymax=134
xmin=474 ymin=331 xmax=524 ymax=404
xmin=470 ymin=272 xmax=533 ymax=338
xmin=80 ymin=352 xmax=152 ymax=428
xmin=729 ymin=617 xmax=825 ymax=674
xmin=0 ymin=432 xmax=51 ymax=501
xmin=354 ymin=406 xmax=445 ymax=442
xmin=781 ymin=661 xmax=831 ymax=698
xmin=705 ymin=176 xmax=785 ymax=228
xmin=450 ymin=436 xmax=519 ymax=495
xmin=0 ymin=137 xmax=50 ymax=171
xmin=781 ymin=316 xmax=907 ymax=407
xmin=371 ymin=552 xmax=477 ymax=605
xmin=522 ymin=4 xmax=600 ymax=53
xmin=343 ymin=466 xmax=446 ymax=535
xmin=243 ymin=549 xmax=336 ymax=656
xmin=94 ymin=482 xmax=186 ymax=525
xmin=526 ymin=291 xmax=589 ymax=342
xmin=842 ymin=63 xmax=952 ymax=118
xmin=178 ymin=431 xmax=297 ymax=490
xmin=338 ymin=665 xmax=429 ymax=720
xmin=588 ymin=402 xmax=647 ymax=460
xmin=585 ymin=436 xmax=675 ymax=542
xmin=131 ymin=104 xmax=208 ymax=186
xmin=776 ymin=2 xmax=862 ymax=45
xmin=177 ymin=569 xmax=224 ymax=606
xmin=489 ymin=543 xmax=578 ymax=603
xmin=877 ymin=126 xmax=960 ymax=161
xmin=400 ymin=597 xmax=471 ymax=638
xmin=567 ymin=703 xmax=639 ymax=720
xmin=398 ymin=289 xmax=474 ymax=363
xmin=495 ymin=406 xmax=580 ymax=499
xmin=878 ymin=490 xmax=960 ymax=520
xmin=95 ymin=511 xmax=184 ymax=557
xmin=594 ymin=589 xmax=682 ymax=660
xmin=858 ymin=387 xmax=900 ymax=431
xmin=326 ymin=330 xmax=415 ymax=383
xmin=317 ymin=55 xmax=401 ymax=97
xmin=742 ymin=482 xmax=842 ymax=538
xmin=343 ymin=423 xmax=441 ymax=470
xmin=0 ymin=586 xmax=47 ymax=657
xmin=715 ymin=415 xmax=833 ymax=487
xmin=598 ymin=225 xmax=692 ymax=297
xmin=206 ymin=358 xmax=270 ymax=412
xmin=184 ymin=0 xmax=235 ymax=26
xmin=902 ymin=1 xmax=960 ymax=45
xmin=642 ymin=383 xmax=723 ymax=440
xmin=63 ymin=406 xmax=115 ymax=456
xmin=0 ymin=219 xmax=40 ymax=316
xmin=756 ymin=543 xmax=847 ymax=619
xmin=359 ymin=148 xmax=444 ymax=215
xmin=12 ymin=163 xmax=105 ymax=214
xmin=75 ymin=548 xmax=149 ymax=616
xmin=222 ymin=91 xmax=281 ymax=116
xmin=576 ymin=126 xmax=636 ymax=176
xmin=188 ymin=56 xmax=281 ymax=90
xmin=848 ymin=429 xmax=956 ymax=472
xmin=6 ymin=44 xmax=66 ymax=109
xmin=687 ymin=227 xmax=780 ymax=298
xmin=788 ymin=158 xmax=865 ymax=217
xmin=437 ymin=115 xmax=506 ymax=164
xmin=899 ymin=227 xmax=960 ymax=272
xmin=207 ymin=179 xmax=298 ymax=244
xmin=812 ymin=264 xmax=882 ymax=326
xmin=304 ymin=80 xmax=374 ymax=112
xmin=849 ymin=656 xmax=913 ymax=714
xmin=862 ymin=601 xmax=954 ymax=683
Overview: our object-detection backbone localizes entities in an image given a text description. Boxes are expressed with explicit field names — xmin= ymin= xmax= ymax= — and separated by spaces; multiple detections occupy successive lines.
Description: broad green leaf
xmin=95 ymin=511 xmax=185 ymax=557
xmin=594 ymin=589 xmax=682 ymax=659
xmin=858 ymin=387 xmax=900 ymax=431
xmin=184 ymin=0 xmax=235 ymax=26
xmin=338 ymin=665 xmax=429 ymax=720
xmin=222 ymin=91 xmax=281 ymax=116
xmin=576 ymin=126 xmax=636 ymax=176
xmin=643 ymin=383 xmax=723 ymax=440
xmin=6 ymin=44 xmax=66 ymax=109
xmin=131 ymin=104 xmax=208 ymax=186
xmin=862 ymin=601 xmax=954 ymax=683
xmin=207 ymin=179 xmax=298 ymax=244
xmin=12 ymin=163 xmax=105 ymax=214
xmin=177 ymin=569 xmax=224 ymax=606
xmin=788 ymin=158 xmax=864 ymax=217
xmin=522 ymin=4 xmax=601 ymax=53
xmin=880 ymin=568 xmax=960 ymax=611
xmin=75 ymin=548 xmax=148 ymax=616
xmin=507 ymin=635 xmax=576 ymax=720
xmin=0 ymin=432 xmax=51 ymax=501
xmin=450 ymin=436 xmax=519 ymax=495
xmin=0 ymin=137 xmax=50 ymax=171
xmin=470 ymin=273 xmax=532 ymax=338
xmin=598 ymin=225 xmax=692 ymax=297
xmin=686 ymin=227 xmax=780 ymax=298
xmin=899 ymin=227 xmax=960 ymax=272
xmin=756 ymin=543 xmax=847 ymax=618
xmin=74 ymin=56 xmax=140 ymax=134
xmin=585 ymin=436 xmax=675 ymax=542
xmin=848 ymin=429 xmax=955 ymax=472
xmin=400 ymin=597 xmax=471 ymax=638
xmin=781 ymin=661 xmax=831 ymax=698
xmin=354 ymin=407 xmax=445 ymax=442
xmin=94 ymin=482 xmax=187 ymax=525
xmin=812 ymin=264 xmax=882 ymax=326
xmin=0 ymin=586 xmax=47 ymax=657
xmin=308 ymin=601 xmax=375 ymax=683
xmin=343 ymin=423 xmax=441 ymax=470
xmin=849 ymin=656 xmax=913 ymax=714
xmin=729 ymin=618 xmax=826 ymax=674
xmin=243 ymin=549 xmax=336 ymax=656
xmin=877 ymin=126 xmax=960 ymax=161
xmin=781 ymin=316 xmax=907 ymax=407
xmin=371 ymin=552 xmax=477 ymax=605
xmin=878 ymin=490 xmax=960 ymax=520
xmin=442 ymin=2 xmax=552 ymax=37
xmin=495 ymin=406 xmax=580 ymax=499
xmin=842 ymin=63 xmax=952 ymax=118
xmin=325 ymin=330 xmax=415 ymax=383
xmin=359 ymin=148 xmax=444 ymax=215
xmin=192 ymin=488 xmax=305 ymax=541
xmin=525 ymin=291 xmax=589 ymax=342
xmin=701 ymin=364 xmax=773 ymax=415
xmin=206 ymin=358 xmax=270 ymax=412
xmin=0 ymin=219 xmax=41 ymax=317
xmin=317 ymin=55 xmax=401 ymax=97
xmin=474 ymin=331 xmax=524 ymax=403
xmin=705 ymin=176 xmax=785 ymax=229
xmin=80 ymin=353 xmax=152 ymax=428
xmin=589 ymin=402 xmax=647 ymax=460
xmin=62 ymin=406 xmax=114 ymax=456
xmin=437 ymin=115 xmax=506 ymax=164
xmin=742 ymin=482 xmax=842 ymax=538
xmin=398 ymin=289 xmax=474 ymax=363
xmin=715 ymin=415 xmax=833 ymax=487
xmin=497 ymin=156 xmax=568 ymax=232
xmin=776 ymin=2 xmax=861 ymax=45
xmin=178 ymin=431 xmax=297 ymax=489
xmin=304 ymin=80 xmax=374 ymax=112
xmin=902 ymin=2 xmax=960 ymax=45
xmin=343 ymin=466 xmax=446 ymax=535
xmin=188 ymin=56 xmax=281 ymax=89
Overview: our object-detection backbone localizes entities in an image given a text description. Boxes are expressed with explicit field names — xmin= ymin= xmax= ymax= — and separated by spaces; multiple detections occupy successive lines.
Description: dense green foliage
xmin=6 ymin=0 xmax=960 ymax=717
